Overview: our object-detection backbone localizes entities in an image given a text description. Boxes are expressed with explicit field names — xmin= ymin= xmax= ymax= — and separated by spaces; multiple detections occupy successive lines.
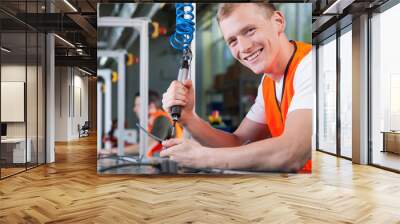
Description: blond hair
xmin=217 ymin=3 xmax=277 ymax=23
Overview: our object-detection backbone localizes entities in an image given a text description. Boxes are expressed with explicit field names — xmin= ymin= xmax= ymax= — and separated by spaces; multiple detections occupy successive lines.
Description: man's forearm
xmin=182 ymin=113 xmax=242 ymax=147
xmin=203 ymin=134 xmax=310 ymax=172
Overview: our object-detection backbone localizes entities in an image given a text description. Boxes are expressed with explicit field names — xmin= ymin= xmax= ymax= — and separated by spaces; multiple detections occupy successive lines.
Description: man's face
xmin=133 ymin=96 xmax=157 ymax=119
xmin=219 ymin=4 xmax=284 ymax=74
xmin=133 ymin=96 xmax=140 ymax=118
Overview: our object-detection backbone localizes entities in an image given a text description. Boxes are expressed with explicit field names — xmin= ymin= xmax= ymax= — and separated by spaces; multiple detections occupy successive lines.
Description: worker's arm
xmin=162 ymin=80 xmax=269 ymax=147
xmin=184 ymin=113 xmax=270 ymax=147
xmin=161 ymin=109 xmax=311 ymax=172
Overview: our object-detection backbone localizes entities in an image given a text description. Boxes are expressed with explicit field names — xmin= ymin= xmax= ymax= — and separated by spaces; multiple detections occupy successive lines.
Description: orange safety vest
xmin=262 ymin=41 xmax=312 ymax=173
xmin=147 ymin=110 xmax=183 ymax=157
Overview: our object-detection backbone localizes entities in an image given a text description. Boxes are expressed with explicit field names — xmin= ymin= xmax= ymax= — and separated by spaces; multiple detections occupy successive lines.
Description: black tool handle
xmin=170 ymin=60 xmax=190 ymax=122
xmin=171 ymin=106 xmax=181 ymax=122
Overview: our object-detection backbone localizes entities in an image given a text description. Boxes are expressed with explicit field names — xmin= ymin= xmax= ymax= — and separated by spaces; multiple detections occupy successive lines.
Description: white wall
xmin=55 ymin=66 xmax=69 ymax=141
xmin=72 ymin=73 xmax=89 ymax=138
xmin=54 ymin=67 xmax=89 ymax=141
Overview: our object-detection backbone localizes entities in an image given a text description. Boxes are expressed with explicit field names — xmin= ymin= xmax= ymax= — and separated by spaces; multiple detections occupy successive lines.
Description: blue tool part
xmin=169 ymin=3 xmax=195 ymax=51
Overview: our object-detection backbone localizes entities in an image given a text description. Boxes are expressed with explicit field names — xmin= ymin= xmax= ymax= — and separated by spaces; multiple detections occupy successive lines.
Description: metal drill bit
xmin=171 ymin=121 xmax=176 ymax=138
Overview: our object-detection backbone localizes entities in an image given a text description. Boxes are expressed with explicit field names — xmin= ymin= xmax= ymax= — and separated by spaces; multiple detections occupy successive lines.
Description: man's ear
xmin=272 ymin=11 xmax=286 ymax=34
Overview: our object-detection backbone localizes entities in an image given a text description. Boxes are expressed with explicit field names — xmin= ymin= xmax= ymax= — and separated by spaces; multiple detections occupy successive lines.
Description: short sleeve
xmin=288 ymin=52 xmax=313 ymax=113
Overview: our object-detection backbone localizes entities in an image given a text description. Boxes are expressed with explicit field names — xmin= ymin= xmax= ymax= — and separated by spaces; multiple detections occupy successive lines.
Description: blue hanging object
xmin=169 ymin=3 xmax=195 ymax=51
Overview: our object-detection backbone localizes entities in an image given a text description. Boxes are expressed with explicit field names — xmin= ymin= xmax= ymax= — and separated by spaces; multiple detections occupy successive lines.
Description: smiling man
xmin=161 ymin=3 xmax=312 ymax=173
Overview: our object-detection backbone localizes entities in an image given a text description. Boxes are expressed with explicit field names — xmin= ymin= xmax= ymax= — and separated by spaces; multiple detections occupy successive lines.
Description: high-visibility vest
xmin=262 ymin=41 xmax=312 ymax=173
xmin=147 ymin=109 xmax=183 ymax=157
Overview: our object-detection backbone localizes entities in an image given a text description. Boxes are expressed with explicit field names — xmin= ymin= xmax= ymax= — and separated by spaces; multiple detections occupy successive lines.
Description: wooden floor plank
xmin=0 ymin=135 xmax=399 ymax=223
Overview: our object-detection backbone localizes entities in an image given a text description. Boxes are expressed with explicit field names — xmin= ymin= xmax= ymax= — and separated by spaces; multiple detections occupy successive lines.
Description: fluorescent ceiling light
xmin=63 ymin=0 xmax=78 ymax=12
xmin=78 ymin=67 xmax=92 ymax=76
xmin=54 ymin=34 xmax=75 ymax=48
xmin=1 ymin=47 xmax=11 ymax=53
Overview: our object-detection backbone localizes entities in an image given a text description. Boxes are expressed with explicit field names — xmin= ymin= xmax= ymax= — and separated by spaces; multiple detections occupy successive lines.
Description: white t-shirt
xmin=246 ymin=52 xmax=312 ymax=124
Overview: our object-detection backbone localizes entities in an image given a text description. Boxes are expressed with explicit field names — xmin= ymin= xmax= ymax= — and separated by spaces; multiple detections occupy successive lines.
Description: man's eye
xmin=229 ymin=40 xmax=237 ymax=47
xmin=247 ymin=28 xmax=256 ymax=35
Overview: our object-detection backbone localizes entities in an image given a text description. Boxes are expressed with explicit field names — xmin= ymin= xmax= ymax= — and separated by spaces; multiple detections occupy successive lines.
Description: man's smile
xmin=243 ymin=48 xmax=263 ymax=62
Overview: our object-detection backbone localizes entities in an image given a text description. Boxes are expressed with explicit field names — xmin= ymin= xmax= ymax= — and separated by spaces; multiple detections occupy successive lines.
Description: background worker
xmin=161 ymin=3 xmax=312 ymax=172
xmin=100 ymin=90 xmax=182 ymax=157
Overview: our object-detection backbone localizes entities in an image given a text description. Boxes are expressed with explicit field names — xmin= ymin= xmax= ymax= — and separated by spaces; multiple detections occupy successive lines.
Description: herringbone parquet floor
xmin=1 ymin=135 xmax=400 ymax=223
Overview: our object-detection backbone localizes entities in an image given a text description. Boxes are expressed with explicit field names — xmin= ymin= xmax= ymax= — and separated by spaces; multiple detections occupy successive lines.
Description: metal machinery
xmin=97 ymin=17 xmax=150 ymax=159
xmin=97 ymin=69 xmax=112 ymax=153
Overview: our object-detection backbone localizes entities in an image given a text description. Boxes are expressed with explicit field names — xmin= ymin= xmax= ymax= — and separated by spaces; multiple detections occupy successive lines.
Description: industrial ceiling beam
xmin=67 ymin=13 xmax=97 ymax=38
xmin=55 ymin=55 xmax=96 ymax=69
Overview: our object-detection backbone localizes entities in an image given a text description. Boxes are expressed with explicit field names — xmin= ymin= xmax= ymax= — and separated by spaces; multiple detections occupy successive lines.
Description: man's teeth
xmin=245 ymin=49 xmax=261 ymax=61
